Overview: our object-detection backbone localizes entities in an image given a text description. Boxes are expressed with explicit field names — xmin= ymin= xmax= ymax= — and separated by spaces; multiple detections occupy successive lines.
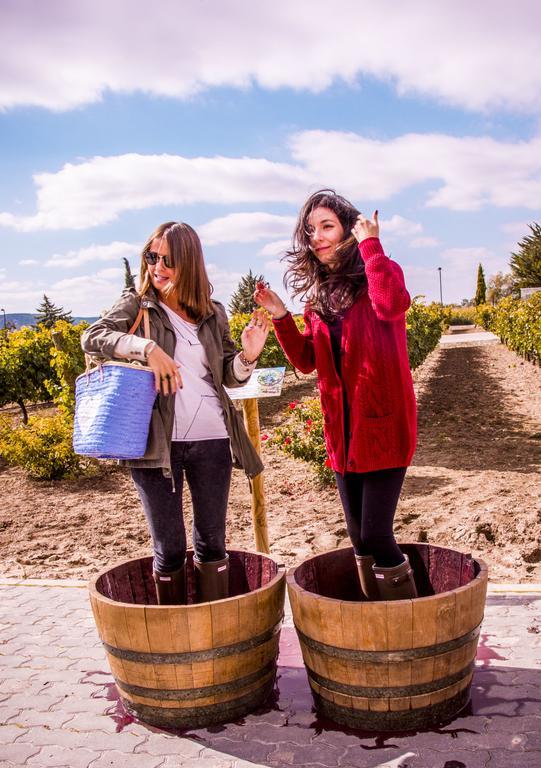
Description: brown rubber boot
xmin=354 ymin=554 xmax=379 ymax=601
xmin=194 ymin=554 xmax=229 ymax=602
xmin=372 ymin=554 xmax=418 ymax=601
xmin=153 ymin=563 xmax=186 ymax=605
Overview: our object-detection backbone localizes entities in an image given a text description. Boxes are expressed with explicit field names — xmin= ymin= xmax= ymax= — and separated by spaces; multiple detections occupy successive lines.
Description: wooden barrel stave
xmin=90 ymin=550 xmax=285 ymax=728
xmin=287 ymin=543 xmax=488 ymax=731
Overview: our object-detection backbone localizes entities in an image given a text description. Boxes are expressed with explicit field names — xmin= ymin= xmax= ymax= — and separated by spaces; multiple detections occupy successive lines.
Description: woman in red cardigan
xmin=255 ymin=189 xmax=418 ymax=601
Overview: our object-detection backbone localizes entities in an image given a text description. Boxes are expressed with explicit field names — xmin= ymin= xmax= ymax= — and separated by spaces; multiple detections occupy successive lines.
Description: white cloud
xmin=199 ymin=213 xmax=296 ymax=246
xmin=290 ymin=130 xmax=541 ymax=211
xmin=0 ymin=153 xmax=311 ymax=231
xmin=3 ymin=129 xmax=541 ymax=233
xmin=206 ymin=263 xmax=244 ymax=308
xmin=410 ymin=236 xmax=440 ymax=248
xmin=258 ymin=240 xmax=290 ymax=258
xmin=2 ymin=1 xmax=541 ymax=112
xmin=46 ymin=241 xmax=139 ymax=268
xmin=19 ymin=259 xmax=39 ymax=266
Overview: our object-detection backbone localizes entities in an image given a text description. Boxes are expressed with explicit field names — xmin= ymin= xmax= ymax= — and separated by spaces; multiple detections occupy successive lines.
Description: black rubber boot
xmin=194 ymin=554 xmax=229 ymax=602
xmin=372 ymin=554 xmax=418 ymax=601
xmin=153 ymin=562 xmax=186 ymax=605
xmin=354 ymin=554 xmax=379 ymax=601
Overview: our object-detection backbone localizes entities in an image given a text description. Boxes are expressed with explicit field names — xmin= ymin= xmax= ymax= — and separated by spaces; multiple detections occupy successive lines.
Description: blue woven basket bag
xmin=73 ymin=307 xmax=157 ymax=459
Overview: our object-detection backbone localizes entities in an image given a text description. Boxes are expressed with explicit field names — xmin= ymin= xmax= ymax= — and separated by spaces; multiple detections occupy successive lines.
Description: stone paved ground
xmin=1 ymin=579 xmax=540 ymax=768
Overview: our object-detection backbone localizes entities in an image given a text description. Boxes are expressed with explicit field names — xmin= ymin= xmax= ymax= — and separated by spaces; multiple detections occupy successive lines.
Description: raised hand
xmin=352 ymin=211 xmax=379 ymax=243
xmin=253 ymin=282 xmax=288 ymax=319
xmin=240 ymin=308 xmax=270 ymax=362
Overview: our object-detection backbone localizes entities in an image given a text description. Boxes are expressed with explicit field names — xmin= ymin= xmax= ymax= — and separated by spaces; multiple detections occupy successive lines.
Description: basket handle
xmin=85 ymin=306 xmax=151 ymax=375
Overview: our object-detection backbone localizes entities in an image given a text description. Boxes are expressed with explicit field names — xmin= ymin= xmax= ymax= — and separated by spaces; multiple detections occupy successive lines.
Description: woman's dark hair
xmin=139 ymin=221 xmax=214 ymax=321
xmin=283 ymin=189 xmax=367 ymax=320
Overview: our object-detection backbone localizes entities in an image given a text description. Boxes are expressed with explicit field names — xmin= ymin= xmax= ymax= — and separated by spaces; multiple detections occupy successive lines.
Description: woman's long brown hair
xmin=284 ymin=189 xmax=367 ymax=321
xmin=138 ymin=221 xmax=214 ymax=321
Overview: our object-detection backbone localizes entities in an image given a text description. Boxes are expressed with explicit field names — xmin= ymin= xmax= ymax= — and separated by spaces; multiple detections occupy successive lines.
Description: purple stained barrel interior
xmin=95 ymin=550 xmax=279 ymax=605
xmin=293 ymin=543 xmax=479 ymax=601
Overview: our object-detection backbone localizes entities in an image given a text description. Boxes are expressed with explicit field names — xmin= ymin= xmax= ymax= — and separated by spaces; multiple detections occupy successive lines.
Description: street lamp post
xmin=437 ymin=267 xmax=443 ymax=306
xmin=0 ymin=308 xmax=6 ymax=329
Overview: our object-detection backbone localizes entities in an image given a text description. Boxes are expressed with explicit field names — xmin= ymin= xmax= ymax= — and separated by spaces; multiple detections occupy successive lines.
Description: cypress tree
xmin=475 ymin=264 xmax=487 ymax=306
xmin=123 ymin=257 xmax=136 ymax=289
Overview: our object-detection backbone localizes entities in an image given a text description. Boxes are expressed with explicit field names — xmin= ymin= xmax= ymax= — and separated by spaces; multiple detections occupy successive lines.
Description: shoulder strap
xmin=128 ymin=307 xmax=150 ymax=339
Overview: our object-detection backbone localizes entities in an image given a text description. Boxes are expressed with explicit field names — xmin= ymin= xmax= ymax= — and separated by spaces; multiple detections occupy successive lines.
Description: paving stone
xmin=87 ymin=750 xmax=164 ymax=768
xmin=0 ymin=724 xmax=28 ymax=743
xmin=486 ymin=750 xmax=541 ymax=768
xmin=245 ymin=721 xmax=315 ymax=746
xmin=203 ymin=737 xmax=276 ymax=764
xmin=19 ymin=655 xmax=75 ymax=671
xmin=61 ymin=711 xmax=147 ymax=735
xmin=0 ymin=742 xmax=41 ymax=764
xmin=0 ymin=679 xmax=53 ymax=696
xmin=5 ymin=709 xmax=76 ymax=729
xmin=26 ymin=744 xmax=102 ymax=767
xmin=15 ymin=724 xmax=146 ymax=752
xmin=268 ymin=739 xmax=347 ymax=766
xmin=163 ymin=757 xmax=237 ymax=768
xmin=483 ymin=714 xmax=541 ymax=733
xmin=1 ymin=693 xmax=64 ymax=711
xmin=47 ymin=695 xmax=116 ymax=715
xmin=134 ymin=733 xmax=203 ymax=756
xmin=397 ymin=747 xmax=490 ymax=767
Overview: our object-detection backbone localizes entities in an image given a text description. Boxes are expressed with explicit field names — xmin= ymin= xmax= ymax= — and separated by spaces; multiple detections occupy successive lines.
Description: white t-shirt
xmin=159 ymin=303 xmax=229 ymax=441
xmin=113 ymin=302 xmax=256 ymax=441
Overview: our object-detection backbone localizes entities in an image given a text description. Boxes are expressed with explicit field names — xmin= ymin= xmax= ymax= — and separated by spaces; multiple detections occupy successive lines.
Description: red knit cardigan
xmin=273 ymin=237 xmax=417 ymax=475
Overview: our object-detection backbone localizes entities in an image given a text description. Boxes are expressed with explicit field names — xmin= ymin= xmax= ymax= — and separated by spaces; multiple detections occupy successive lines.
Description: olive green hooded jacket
xmin=81 ymin=287 xmax=263 ymax=479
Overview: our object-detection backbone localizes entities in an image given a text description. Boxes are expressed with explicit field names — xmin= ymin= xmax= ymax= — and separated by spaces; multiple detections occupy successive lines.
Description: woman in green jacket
xmin=82 ymin=222 xmax=269 ymax=605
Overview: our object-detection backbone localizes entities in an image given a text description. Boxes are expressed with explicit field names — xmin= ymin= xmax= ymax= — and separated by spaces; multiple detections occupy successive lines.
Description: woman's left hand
xmin=240 ymin=309 xmax=270 ymax=362
xmin=352 ymin=210 xmax=379 ymax=243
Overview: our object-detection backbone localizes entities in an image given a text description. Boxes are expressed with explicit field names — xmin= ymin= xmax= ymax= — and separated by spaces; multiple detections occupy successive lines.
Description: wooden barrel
xmin=89 ymin=550 xmax=285 ymax=728
xmin=287 ymin=543 xmax=488 ymax=732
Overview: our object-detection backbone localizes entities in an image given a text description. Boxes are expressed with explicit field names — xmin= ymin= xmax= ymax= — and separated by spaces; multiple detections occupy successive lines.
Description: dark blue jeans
xmin=131 ymin=439 xmax=232 ymax=573
xmin=334 ymin=467 xmax=407 ymax=567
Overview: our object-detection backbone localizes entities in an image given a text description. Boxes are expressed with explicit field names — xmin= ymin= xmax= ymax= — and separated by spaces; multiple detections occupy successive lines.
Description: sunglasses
xmin=144 ymin=251 xmax=174 ymax=269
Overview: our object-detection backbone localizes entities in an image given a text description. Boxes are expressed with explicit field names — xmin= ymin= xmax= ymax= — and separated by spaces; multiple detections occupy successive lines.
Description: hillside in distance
xmin=3 ymin=313 xmax=98 ymax=329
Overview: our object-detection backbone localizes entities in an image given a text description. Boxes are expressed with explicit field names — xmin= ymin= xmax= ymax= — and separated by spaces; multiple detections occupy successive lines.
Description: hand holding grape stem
xmin=254 ymin=281 xmax=288 ymax=320
xmin=352 ymin=210 xmax=379 ymax=243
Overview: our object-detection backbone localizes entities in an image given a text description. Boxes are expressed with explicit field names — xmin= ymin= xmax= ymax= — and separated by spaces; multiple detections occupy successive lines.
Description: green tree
xmin=123 ymin=257 xmax=136 ymax=289
xmin=510 ymin=222 xmax=541 ymax=288
xmin=486 ymin=271 xmax=516 ymax=305
xmin=35 ymin=294 xmax=73 ymax=328
xmin=0 ymin=325 xmax=56 ymax=423
xmin=229 ymin=269 xmax=264 ymax=315
xmin=475 ymin=264 xmax=486 ymax=306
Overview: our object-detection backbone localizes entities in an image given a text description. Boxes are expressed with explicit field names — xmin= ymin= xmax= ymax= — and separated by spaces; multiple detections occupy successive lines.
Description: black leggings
xmin=334 ymin=467 xmax=407 ymax=567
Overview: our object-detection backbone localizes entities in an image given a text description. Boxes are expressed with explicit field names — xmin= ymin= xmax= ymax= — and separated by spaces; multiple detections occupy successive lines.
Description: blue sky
xmin=1 ymin=0 xmax=540 ymax=315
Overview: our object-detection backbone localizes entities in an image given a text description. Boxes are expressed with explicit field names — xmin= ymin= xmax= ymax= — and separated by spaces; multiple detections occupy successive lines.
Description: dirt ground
xmin=1 ymin=331 xmax=540 ymax=583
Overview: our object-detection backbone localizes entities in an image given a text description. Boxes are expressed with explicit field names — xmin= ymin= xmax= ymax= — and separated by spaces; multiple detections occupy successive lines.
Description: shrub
xmin=476 ymin=293 xmax=541 ymax=365
xmin=406 ymin=300 xmax=447 ymax=371
xmin=0 ymin=324 xmax=56 ymax=423
xmin=272 ymin=398 xmax=335 ymax=486
xmin=447 ymin=306 xmax=477 ymax=326
xmin=0 ymin=412 xmax=87 ymax=480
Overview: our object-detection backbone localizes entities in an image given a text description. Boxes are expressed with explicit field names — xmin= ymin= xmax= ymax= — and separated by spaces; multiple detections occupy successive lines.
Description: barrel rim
xmin=286 ymin=543 xmax=488 ymax=606
xmin=88 ymin=549 xmax=286 ymax=609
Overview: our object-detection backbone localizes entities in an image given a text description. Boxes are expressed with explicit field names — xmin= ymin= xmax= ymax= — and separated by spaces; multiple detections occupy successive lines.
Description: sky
xmin=1 ymin=0 xmax=541 ymax=316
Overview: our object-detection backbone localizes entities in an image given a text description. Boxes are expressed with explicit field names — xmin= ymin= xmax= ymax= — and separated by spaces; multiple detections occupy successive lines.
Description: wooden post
xmin=242 ymin=397 xmax=270 ymax=554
